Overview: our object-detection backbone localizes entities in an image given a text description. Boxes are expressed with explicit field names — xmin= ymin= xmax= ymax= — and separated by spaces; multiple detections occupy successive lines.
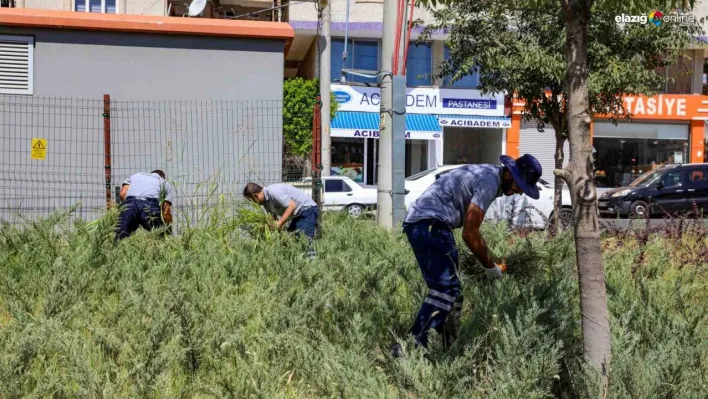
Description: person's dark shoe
xmin=390 ymin=343 xmax=404 ymax=359
xmin=306 ymin=250 xmax=317 ymax=261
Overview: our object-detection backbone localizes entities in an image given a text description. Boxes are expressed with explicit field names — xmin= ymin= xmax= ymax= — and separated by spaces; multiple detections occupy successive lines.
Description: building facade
xmin=288 ymin=0 xmax=517 ymax=184
xmin=3 ymin=0 xmax=286 ymax=20
xmin=0 ymin=8 xmax=292 ymax=223
xmin=287 ymin=0 xmax=708 ymax=186
xmin=6 ymin=0 xmax=708 ymax=187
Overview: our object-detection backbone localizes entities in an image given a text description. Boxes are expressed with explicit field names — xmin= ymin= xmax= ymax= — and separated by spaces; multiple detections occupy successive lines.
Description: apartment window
xmin=1 ymin=1 xmax=16 ymax=8
xmin=406 ymin=42 xmax=432 ymax=87
xmin=443 ymin=46 xmax=479 ymax=89
xmin=0 ymin=35 xmax=33 ymax=95
xmin=331 ymin=39 xmax=379 ymax=84
xmin=75 ymin=0 xmax=117 ymax=13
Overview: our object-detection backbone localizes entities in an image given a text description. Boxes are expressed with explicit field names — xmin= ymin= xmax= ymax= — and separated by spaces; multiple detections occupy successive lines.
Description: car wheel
xmin=558 ymin=208 xmax=574 ymax=230
xmin=629 ymin=200 xmax=649 ymax=218
xmin=346 ymin=204 xmax=364 ymax=218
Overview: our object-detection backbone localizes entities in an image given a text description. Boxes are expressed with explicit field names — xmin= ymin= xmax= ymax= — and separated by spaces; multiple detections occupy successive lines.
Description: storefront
xmin=330 ymin=84 xmax=511 ymax=184
xmin=593 ymin=95 xmax=706 ymax=188
xmin=592 ymin=121 xmax=690 ymax=187
xmin=509 ymin=94 xmax=707 ymax=188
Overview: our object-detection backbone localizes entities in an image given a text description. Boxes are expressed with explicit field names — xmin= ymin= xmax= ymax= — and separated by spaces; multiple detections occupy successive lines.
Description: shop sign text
xmin=442 ymin=98 xmax=497 ymax=110
xmin=624 ymin=95 xmax=687 ymax=117
xmin=331 ymin=84 xmax=506 ymax=117
xmin=357 ymin=93 xmax=438 ymax=108
xmin=439 ymin=118 xmax=511 ymax=128
xmin=330 ymin=129 xmax=441 ymax=140
xmin=352 ymin=130 xmax=411 ymax=139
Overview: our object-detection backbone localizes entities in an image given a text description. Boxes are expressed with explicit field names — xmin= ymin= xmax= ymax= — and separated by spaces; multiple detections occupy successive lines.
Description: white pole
xmin=320 ymin=0 xmax=332 ymax=177
xmin=377 ymin=0 xmax=397 ymax=228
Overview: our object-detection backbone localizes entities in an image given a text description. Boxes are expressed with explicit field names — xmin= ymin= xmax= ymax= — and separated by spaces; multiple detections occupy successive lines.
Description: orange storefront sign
xmin=619 ymin=94 xmax=708 ymax=120
xmin=507 ymin=94 xmax=706 ymax=163
xmin=608 ymin=95 xmax=706 ymax=163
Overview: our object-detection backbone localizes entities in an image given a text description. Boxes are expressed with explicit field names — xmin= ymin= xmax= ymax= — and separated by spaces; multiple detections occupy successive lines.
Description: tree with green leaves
xmin=421 ymin=0 xmax=702 ymax=388
xmin=559 ymin=0 xmax=699 ymax=389
xmin=424 ymin=0 xmax=699 ymax=231
xmin=283 ymin=78 xmax=338 ymax=178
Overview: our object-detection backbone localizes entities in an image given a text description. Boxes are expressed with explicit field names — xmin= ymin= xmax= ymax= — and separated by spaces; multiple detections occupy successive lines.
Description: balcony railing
xmin=167 ymin=0 xmax=287 ymax=22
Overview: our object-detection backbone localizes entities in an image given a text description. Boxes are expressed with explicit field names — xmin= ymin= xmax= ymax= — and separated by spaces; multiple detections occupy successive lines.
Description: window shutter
xmin=519 ymin=120 xmax=569 ymax=181
xmin=0 ymin=36 xmax=33 ymax=95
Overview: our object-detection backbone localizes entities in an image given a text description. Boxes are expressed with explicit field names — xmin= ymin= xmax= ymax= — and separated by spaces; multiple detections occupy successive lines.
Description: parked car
xmin=404 ymin=165 xmax=575 ymax=230
xmin=598 ymin=163 xmax=708 ymax=218
xmin=291 ymin=176 xmax=377 ymax=218
xmin=404 ymin=165 xmax=465 ymax=208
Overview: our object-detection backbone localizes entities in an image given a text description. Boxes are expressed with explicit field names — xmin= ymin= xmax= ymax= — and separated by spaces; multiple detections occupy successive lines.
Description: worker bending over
xmin=243 ymin=182 xmax=318 ymax=259
xmin=393 ymin=154 xmax=543 ymax=356
xmin=115 ymin=170 xmax=174 ymax=242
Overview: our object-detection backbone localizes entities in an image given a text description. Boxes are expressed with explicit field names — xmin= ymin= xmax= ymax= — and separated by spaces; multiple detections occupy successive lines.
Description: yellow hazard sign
xmin=31 ymin=138 xmax=47 ymax=160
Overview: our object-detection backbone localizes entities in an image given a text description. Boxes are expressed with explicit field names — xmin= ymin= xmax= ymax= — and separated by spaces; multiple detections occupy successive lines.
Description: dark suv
xmin=598 ymin=163 xmax=708 ymax=218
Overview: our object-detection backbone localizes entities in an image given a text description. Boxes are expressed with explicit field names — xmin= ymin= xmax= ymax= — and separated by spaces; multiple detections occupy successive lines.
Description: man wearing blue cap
xmin=393 ymin=154 xmax=543 ymax=355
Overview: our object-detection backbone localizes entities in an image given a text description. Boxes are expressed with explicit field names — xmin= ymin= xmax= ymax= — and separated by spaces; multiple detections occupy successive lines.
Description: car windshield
xmin=629 ymin=169 xmax=665 ymax=187
xmin=406 ymin=168 xmax=438 ymax=181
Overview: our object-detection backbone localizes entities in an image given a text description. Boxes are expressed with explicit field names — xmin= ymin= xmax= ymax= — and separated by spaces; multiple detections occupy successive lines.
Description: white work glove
xmin=484 ymin=264 xmax=504 ymax=280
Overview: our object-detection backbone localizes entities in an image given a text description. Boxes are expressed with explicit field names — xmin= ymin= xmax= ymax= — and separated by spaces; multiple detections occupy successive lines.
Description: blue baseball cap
xmin=499 ymin=154 xmax=543 ymax=200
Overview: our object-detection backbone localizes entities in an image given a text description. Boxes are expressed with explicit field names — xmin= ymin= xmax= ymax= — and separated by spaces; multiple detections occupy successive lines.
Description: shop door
xmin=683 ymin=166 xmax=708 ymax=212
xmin=650 ymin=169 xmax=686 ymax=214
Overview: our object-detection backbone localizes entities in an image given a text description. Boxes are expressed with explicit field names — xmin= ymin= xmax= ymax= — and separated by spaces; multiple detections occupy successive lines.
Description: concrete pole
xmin=319 ymin=1 xmax=332 ymax=177
xmin=377 ymin=0 xmax=397 ymax=229
xmin=391 ymin=76 xmax=407 ymax=227
xmin=391 ymin=2 xmax=409 ymax=227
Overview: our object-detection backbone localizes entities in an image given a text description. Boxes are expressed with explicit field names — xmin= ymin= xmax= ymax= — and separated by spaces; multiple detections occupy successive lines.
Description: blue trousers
xmin=403 ymin=219 xmax=463 ymax=347
xmin=287 ymin=206 xmax=318 ymax=239
xmin=115 ymin=197 xmax=167 ymax=242
xmin=287 ymin=206 xmax=318 ymax=259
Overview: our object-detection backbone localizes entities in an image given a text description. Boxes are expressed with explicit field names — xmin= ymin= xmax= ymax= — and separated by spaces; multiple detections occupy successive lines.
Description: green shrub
xmin=0 ymin=212 xmax=706 ymax=398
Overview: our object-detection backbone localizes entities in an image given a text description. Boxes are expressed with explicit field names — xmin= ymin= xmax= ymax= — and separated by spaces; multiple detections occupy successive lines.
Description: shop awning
xmin=438 ymin=115 xmax=512 ymax=129
xmin=331 ymin=111 xmax=442 ymax=140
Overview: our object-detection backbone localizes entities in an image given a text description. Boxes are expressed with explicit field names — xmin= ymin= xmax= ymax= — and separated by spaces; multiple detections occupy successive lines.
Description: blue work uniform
xmin=115 ymin=172 xmax=175 ymax=242
xmin=403 ymin=164 xmax=503 ymax=347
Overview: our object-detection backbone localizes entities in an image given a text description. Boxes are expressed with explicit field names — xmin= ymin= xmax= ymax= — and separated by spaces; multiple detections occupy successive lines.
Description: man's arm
xmin=119 ymin=176 xmax=132 ymax=201
xmin=119 ymin=184 xmax=129 ymax=201
xmin=461 ymin=202 xmax=496 ymax=269
xmin=159 ymin=181 xmax=174 ymax=225
xmin=162 ymin=202 xmax=173 ymax=225
xmin=276 ymin=200 xmax=297 ymax=229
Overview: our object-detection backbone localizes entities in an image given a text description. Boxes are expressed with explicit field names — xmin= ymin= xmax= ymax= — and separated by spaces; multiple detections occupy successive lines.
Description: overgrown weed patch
xmin=0 ymin=211 xmax=706 ymax=398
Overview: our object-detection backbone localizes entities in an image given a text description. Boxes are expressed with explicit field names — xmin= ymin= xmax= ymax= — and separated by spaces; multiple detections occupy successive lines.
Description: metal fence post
xmin=312 ymin=94 xmax=323 ymax=239
xmin=103 ymin=94 xmax=112 ymax=209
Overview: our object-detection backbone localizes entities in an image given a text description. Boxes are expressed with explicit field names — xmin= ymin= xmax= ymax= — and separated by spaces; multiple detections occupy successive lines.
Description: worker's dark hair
xmin=243 ymin=183 xmax=263 ymax=201
xmin=151 ymin=170 xmax=166 ymax=179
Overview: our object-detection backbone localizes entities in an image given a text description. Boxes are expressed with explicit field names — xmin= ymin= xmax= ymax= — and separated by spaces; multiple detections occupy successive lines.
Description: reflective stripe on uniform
xmin=429 ymin=289 xmax=456 ymax=303
xmin=424 ymin=297 xmax=452 ymax=311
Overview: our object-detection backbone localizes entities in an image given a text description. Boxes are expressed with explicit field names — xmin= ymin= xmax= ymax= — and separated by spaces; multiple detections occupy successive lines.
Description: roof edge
xmin=0 ymin=8 xmax=293 ymax=54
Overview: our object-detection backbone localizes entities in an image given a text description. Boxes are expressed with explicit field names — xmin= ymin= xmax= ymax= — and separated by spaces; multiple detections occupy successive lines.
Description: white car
xmin=291 ymin=176 xmax=377 ymax=218
xmin=404 ymin=165 xmax=574 ymax=230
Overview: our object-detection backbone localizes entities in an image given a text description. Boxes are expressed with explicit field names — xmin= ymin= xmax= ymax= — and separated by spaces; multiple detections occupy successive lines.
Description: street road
xmin=599 ymin=217 xmax=708 ymax=230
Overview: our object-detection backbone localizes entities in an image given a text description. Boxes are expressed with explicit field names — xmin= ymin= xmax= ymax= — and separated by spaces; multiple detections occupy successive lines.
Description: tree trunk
xmin=560 ymin=0 xmax=611 ymax=387
xmin=549 ymin=121 xmax=567 ymax=233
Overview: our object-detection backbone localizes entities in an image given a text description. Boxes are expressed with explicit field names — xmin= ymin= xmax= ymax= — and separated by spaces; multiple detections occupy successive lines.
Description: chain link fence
xmin=0 ymin=94 xmax=316 ymax=227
